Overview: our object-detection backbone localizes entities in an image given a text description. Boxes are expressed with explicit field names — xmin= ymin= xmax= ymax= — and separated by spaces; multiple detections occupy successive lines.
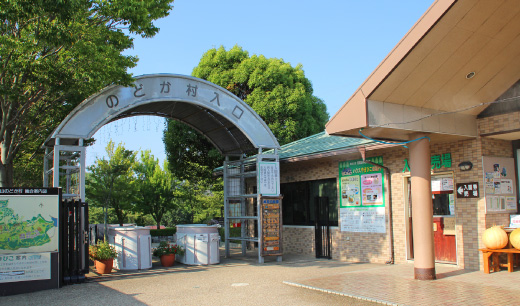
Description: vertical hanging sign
xmin=339 ymin=157 xmax=386 ymax=233
xmin=260 ymin=196 xmax=283 ymax=257
xmin=258 ymin=162 xmax=280 ymax=196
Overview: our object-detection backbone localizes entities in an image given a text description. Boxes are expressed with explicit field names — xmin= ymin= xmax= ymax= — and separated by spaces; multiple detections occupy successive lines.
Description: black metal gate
xmin=315 ymin=196 xmax=331 ymax=259
xmin=60 ymin=199 xmax=89 ymax=285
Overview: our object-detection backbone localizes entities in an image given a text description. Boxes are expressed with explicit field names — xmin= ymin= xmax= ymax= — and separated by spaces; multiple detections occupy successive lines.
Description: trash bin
xmin=176 ymin=224 xmax=220 ymax=265
xmin=108 ymin=226 xmax=152 ymax=270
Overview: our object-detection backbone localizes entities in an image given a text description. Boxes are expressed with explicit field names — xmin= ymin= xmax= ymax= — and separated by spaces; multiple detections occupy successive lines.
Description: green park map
xmin=0 ymin=199 xmax=56 ymax=251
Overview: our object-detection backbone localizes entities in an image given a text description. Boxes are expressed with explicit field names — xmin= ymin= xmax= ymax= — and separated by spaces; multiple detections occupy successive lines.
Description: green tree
xmin=0 ymin=0 xmax=174 ymax=187
xmin=86 ymin=141 xmax=137 ymax=226
xmin=163 ymin=121 xmax=223 ymax=182
xmin=134 ymin=150 xmax=181 ymax=229
xmin=163 ymin=45 xmax=329 ymax=181
xmin=192 ymin=45 xmax=329 ymax=145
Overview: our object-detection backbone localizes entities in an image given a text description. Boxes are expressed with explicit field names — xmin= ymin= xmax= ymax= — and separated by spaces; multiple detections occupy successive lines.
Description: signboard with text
xmin=0 ymin=188 xmax=61 ymax=295
xmin=258 ymin=162 xmax=280 ymax=196
xmin=260 ymin=196 xmax=283 ymax=257
xmin=482 ymin=156 xmax=517 ymax=213
xmin=339 ymin=157 xmax=386 ymax=233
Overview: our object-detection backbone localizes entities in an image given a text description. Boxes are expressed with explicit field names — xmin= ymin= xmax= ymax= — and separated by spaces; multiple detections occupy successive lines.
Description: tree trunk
xmin=0 ymin=162 xmax=14 ymax=187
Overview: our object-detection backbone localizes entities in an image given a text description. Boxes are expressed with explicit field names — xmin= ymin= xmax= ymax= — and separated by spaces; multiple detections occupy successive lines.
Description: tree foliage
xmin=163 ymin=121 xmax=223 ymax=182
xmin=163 ymin=45 xmax=329 ymax=183
xmin=134 ymin=150 xmax=182 ymax=230
xmin=85 ymin=141 xmax=136 ymax=226
xmin=0 ymin=0 xmax=174 ymax=187
xmin=192 ymin=45 xmax=329 ymax=145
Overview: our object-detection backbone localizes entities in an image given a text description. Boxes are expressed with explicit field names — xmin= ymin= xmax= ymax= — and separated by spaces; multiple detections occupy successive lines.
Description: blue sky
xmin=86 ymin=0 xmax=433 ymax=167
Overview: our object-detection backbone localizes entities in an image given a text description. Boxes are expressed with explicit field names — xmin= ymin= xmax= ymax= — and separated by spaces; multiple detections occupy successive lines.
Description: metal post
xmin=43 ymin=148 xmax=49 ymax=187
xmin=240 ymin=155 xmax=247 ymax=256
xmin=79 ymin=143 xmax=86 ymax=202
xmin=257 ymin=148 xmax=263 ymax=264
xmin=223 ymin=156 xmax=230 ymax=258
xmin=53 ymin=138 xmax=60 ymax=188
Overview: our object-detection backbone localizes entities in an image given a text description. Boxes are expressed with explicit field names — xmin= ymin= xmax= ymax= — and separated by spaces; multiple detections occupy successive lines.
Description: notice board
xmin=482 ymin=156 xmax=517 ymax=213
xmin=0 ymin=188 xmax=61 ymax=296
xmin=339 ymin=157 xmax=386 ymax=233
xmin=260 ymin=196 xmax=283 ymax=257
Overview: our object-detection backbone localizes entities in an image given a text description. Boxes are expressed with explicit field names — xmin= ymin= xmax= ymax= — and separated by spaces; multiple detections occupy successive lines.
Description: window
xmin=281 ymin=178 xmax=338 ymax=226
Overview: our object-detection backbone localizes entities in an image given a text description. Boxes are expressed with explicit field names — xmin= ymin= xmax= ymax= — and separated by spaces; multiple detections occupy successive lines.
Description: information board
xmin=482 ymin=156 xmax=517 ymax=213
xmin=258 ymin=162 xmax=280 ymax=196
xmin=0 ymin=188 xmax=60 ymax=294
xmin=260 ymin=196 xmax=283 ymax=256
xmin=339 ymin=157 xmax=386 ymax=233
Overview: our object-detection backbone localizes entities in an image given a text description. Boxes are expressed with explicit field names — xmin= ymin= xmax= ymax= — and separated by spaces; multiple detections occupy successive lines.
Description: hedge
xmin=150 ymin=227 xmax=176 ymax=237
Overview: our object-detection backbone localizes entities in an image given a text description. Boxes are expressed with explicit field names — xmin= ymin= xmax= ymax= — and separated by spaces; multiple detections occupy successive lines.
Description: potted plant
xmin=152 ymin=241 xmax=184 ymax=267
xmin=89 ymin=240 xmax=118 ymax=274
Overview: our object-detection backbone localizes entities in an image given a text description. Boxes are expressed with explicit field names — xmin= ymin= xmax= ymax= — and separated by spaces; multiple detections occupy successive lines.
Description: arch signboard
xmin=43 ymin=74 xmax=280 ymax=200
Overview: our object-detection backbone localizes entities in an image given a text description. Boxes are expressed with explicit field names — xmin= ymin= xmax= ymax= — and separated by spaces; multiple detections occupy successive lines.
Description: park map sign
xmin=0 ymin=190 xmax=59 ymax=254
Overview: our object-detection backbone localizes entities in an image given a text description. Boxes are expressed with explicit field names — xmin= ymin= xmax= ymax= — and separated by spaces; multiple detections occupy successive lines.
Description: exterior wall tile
xmin=279 ymin=125 xmax=516 ymax=271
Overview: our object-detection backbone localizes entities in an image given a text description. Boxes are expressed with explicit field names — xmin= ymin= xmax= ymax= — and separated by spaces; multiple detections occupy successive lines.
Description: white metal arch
xmin=43 ymin=74 xmax=280 ymax=200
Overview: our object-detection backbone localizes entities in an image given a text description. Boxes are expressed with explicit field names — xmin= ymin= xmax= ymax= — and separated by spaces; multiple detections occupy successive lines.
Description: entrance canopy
xmin=326 ymin=0 xmax=520 ymax=143
xmin=45 ymin=74 xmax=279 ymax=155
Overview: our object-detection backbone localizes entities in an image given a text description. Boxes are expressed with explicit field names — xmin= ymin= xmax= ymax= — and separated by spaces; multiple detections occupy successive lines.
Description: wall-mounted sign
xmin=402 ymin=152 xmax=452 ymax=172
xmin=456 ymin=182 xmax=479 ymax=198
xmin=339 ymin=157 xmax=386 ymax=233
xmin=482 ymin=156 xmax=517 ymax=213
xmin=260 ymin=196 xmax=283 ymax=257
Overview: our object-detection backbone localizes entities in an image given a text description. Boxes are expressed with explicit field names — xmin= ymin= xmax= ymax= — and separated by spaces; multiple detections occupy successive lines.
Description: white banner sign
xmin=340 ymin=207 xmax=386 ymax=233
xmin=258 ymin=162 xmax=280 ymax=196
xmin=0 ymin=252 xmax=51 ymax=283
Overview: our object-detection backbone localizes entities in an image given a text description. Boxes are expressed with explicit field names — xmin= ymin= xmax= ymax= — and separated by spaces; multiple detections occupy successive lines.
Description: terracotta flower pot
xmin=160 ymin=254 xmax=175 ymax=267
xmin=95 ymin=259 xmax=114 ymax=274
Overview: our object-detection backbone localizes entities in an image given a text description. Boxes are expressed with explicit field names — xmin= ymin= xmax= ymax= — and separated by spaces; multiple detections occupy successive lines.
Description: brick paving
xmin=284 ymin=263 xmax=520 ymax=306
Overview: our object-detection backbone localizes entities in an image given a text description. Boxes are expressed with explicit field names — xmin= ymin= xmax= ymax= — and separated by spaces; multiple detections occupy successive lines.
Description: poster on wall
xmin=482 ymin=156 xmax=517 ymax=213
xmin=339 ymin=157 xmax=386 ymax=233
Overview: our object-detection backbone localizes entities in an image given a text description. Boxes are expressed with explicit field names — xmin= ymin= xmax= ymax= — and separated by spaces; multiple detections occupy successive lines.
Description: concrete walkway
xmin=285 ymin=262 xmax=520 ymax=306
xmin=1 ymin=248 xmax=519 ymax=305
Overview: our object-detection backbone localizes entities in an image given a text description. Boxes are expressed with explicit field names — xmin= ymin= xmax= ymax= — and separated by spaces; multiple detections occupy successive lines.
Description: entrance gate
xmin=43 ymin=74 xmax=281 ymax=263
xmin=315 ymin=196 xmax=331 ymax=259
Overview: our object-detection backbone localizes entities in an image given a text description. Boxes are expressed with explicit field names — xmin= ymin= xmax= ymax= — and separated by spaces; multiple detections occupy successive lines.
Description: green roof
xmin=277 ymin=131 xmax=373 ymax=160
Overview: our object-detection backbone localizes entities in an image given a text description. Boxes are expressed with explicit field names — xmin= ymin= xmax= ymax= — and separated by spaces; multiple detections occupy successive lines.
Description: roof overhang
xmin=326 ymin=0 xmax=520 ymax=142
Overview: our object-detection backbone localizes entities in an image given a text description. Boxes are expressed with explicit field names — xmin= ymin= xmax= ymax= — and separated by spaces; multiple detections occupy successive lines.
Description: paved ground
xmin=1 ymin=248 xmax=519 ymax=305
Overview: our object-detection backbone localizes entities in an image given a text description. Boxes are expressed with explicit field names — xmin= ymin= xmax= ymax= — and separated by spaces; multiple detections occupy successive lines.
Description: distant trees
xmin=86 ymin=141 xmax=220 ymax=227
xmin=133 ymin=151 xmax=182 ymax=230
xmin=86 ymin=141 xmax=137 ymax=226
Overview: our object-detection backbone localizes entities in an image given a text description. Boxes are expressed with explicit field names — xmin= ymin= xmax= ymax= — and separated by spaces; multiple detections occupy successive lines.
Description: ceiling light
xmin=466 ymin=72 xmax=476 ymax=79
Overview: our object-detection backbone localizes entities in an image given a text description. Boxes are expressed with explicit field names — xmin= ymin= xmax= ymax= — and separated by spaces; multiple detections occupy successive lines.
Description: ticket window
xmin=431 ymin=175 xmax=455 ymax=216
xmin=406 ymin=174 xmax=456 ymax=263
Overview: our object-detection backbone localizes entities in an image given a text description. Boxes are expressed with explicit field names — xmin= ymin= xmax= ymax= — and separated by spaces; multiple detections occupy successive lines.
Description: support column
xmin=408 ymin=134 xmax=436 ymax=280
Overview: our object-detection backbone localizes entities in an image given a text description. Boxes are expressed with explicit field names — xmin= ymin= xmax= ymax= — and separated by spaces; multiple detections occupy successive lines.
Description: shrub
xmin=150 ymin=227 xmax=176 ymax=237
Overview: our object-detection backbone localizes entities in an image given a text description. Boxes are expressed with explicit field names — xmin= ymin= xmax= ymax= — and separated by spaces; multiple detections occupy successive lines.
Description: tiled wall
xmin=279 ymin=130 xmax=515 ymax=270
